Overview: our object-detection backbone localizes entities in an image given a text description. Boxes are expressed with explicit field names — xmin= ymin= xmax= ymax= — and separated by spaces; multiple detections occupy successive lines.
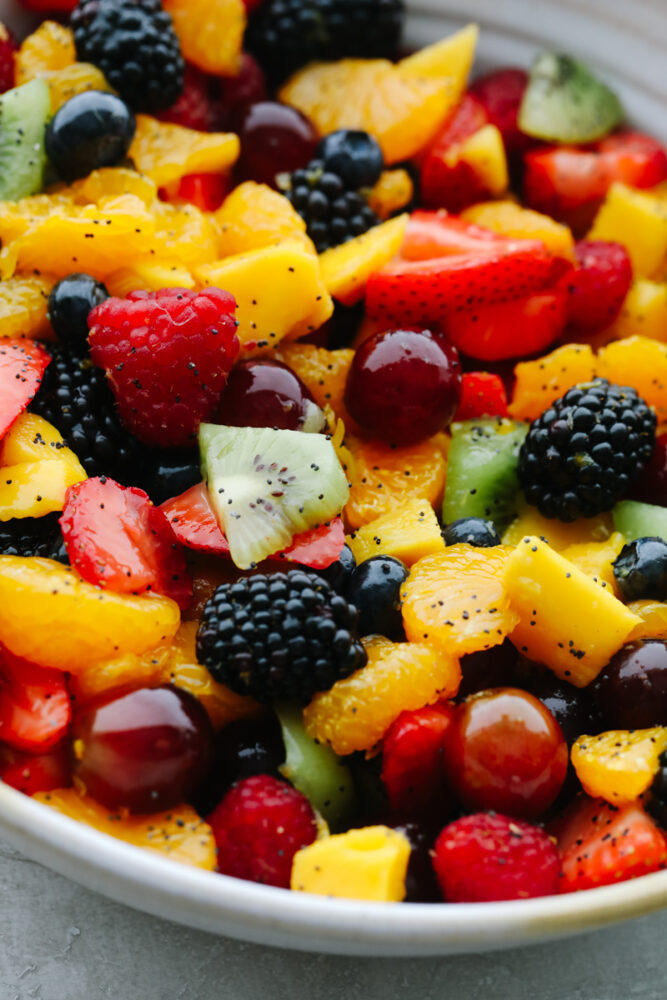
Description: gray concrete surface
xmin=0 ymin=841 xmax=666 ymax=1000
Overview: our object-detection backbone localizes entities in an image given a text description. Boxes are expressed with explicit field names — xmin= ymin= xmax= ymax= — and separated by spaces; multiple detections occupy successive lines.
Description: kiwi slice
xmin=518 ymin=52 xmax=623 ymax=143
xmin=0 ymin=79 xmax=51 ymax=201
xmin=276 ymin=704 xmax=355 ymax=830
xmin=199 ymin=423 xmax=349 ymax=569
xmin=613 ymin=500 xmax=667 ymax=543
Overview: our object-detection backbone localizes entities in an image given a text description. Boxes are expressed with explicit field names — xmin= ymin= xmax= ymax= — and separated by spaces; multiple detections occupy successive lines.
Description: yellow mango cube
xmin=291 ymin=826 xmax=411 ymax=901
xmin=561 ymin=532 xmax=626 ymax=595
xmin=0 ymin=457 xmax=86 ymax=519
xmin=129 ymin=116 xmax=240 ymax=188
xmin=588 ymin=183 xmax=667 ymax=278
xmin=320 ymin=214 xmax=408 ymax=305
xmin=455 ymin=125 xmax=509 ymax=198
xmin=0 ymin=557 xmax=180 ymax=672
xmin=505 ymin=536 xmax=641 ymax=686
xmin=197 ymin=240 xmax=333 ymax=351
xmin=0 ymin=413 xmax=70 ymax=464
xmin=399 ymin=23 xmax=478 ymax=85
xmin=463 ymin=200 xmax=575 ymax=260
xmin=611 ymin=279 xmax=667 ymax=342
xmin=106 ymin=261 xmax=195 ymax=298
xmin=215 ymin=182 xmax=314 ymax=257
xmin=502 ymin=502 xmax=612 ymax=552
xmin=347 ymin=496 xmax=444 ymax=566
xmin=571 ymin=728 xmax=667 ymax=804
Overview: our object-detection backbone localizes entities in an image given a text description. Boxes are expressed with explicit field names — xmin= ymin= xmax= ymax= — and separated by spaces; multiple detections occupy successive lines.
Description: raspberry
xmin=159 ymin=63 xmax=216 ymax=132
xmin=0 ymin=22 xmax=16 ymax=95
xmin=207 ymin=774 xmax=317 ymax=887
xmin=518 ymin=378 xmax=657 ymax=521
xmin=432 ymin=812 xmax=561 ymax=902
xmin=71 ymin=0 xmax=184 ymax=113
xmin=88 ymin=287 xmax=240 ymax=448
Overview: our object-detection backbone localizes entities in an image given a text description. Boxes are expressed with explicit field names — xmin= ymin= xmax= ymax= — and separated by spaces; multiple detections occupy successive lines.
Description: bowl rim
xmin=3 ymin=780 xmax=667 ymax=955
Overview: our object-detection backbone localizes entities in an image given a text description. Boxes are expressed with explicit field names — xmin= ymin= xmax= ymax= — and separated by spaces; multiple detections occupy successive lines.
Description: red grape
xmin=629 ymin=433 xmax=667 ymax=505
xmin=235 ymin=101 xmax=318 ymax=187
xmin=216 ymin=358 xmax=326 ymax=432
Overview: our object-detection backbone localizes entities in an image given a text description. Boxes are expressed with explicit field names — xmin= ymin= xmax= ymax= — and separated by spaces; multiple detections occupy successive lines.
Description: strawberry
xmin=421 ymin=94 xmax=491 ymax=210
xmin=553 ymin=795 xmax=667 ymax=893
xmin=565 ymin=240 xmax=633 ymax=332
xmin=469 ymin=67 xmax=531 ymax=155
xmin=454 ymin=371 xmax=509 ymax=420
xmin=0 ymin=741 xmax=72 ymax=795
xmin=0 ymin=22 xmax=16 ymax=95
xmin=432 ymin=812 xmax=561 ymax=902
xmin=161 ymin=172 xmax=229 ymax=212
xmin=88 ymin=287 xmax=239 ymax=448
xmin=0 ymin=340 xmax=50 ymax=440
xmin=0 ymin=647 xmax=71 ymax=753
xmin=158 ymin=63 xmax=217 ymax=132
xmin=524 ymin=132 xmax=667 ymax=234
xmin=444 ymin=287 xmax=568 ymax=362
xmin=401 ymin=210 xmax=505 ymax=260
xmin=380 ymin=701 xmax=454 ymax=816
xmin=207 ymin=774 xmax=317 ymax=888
xmin=61 ymin=476 xmax=191 ymax=608
xmin=160 ymin=481 xmax=346 ymax=569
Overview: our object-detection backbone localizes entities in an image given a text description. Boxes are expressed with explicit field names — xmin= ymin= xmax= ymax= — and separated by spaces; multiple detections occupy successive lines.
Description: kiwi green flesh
xmin=613 ymin=500 xmax=667 ymax=544
xmin=276 ymin=704 xmax=355 ymax=830
xmin=442 ymin=418 xmax=528 ymax=530
xmin=199 ymin=423 xmax=349 ymax=570
xmin=518 ymin=52 xmax=623 ymax=143
xmin=0 ymin=79 xmax=51 ymax=201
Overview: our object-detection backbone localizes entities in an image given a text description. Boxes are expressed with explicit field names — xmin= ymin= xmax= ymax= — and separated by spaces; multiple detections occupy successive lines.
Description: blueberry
xmin=316 ymin=543 xmax=356 ymax=593
xmin=346 ymin=555 xmax=408 ymax=640
xmin=48 ymin=273 xmax=109 ymax=354
xmin=442 ymin=517 xmax=501 ymax=547
xmin=126 ymin=447 xmax=201 ymax=505
xmin=316 ymin=129 xmax=384 ymax=189
xmin=46 ymin=90 xmax=136 ymax=183
xmin=612 ymin=536 xmax=667 ymax=601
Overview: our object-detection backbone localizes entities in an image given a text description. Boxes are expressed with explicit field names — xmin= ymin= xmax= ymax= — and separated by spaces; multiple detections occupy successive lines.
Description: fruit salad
xmin=0 ymin=0 xmax=667 ymax=908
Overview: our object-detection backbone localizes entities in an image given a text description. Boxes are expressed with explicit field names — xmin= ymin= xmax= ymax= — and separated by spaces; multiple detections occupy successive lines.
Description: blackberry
xmin=71 ymin=0 xmax=184 ymax=113
xmin=31 ymin=346 xmax=141 ymax=479
xmin=196 ymin=570 xmax=367 ymax=704
xmin=280 ymin=159 xmax=379 ymax=254
xmin=518 ymin=379 xmax=656 ymax=521
xmin=0 ymin=513 xmax=68 ymax=563
xmin=246 ymin=0 xmax=405 ymax=84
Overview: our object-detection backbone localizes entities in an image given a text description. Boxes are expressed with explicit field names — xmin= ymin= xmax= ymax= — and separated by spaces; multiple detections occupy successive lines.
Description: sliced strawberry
xmin=0 ymin=741 xmax=72 ymax=795
xmin=0 ymin=340 xmax=50 ymax=440
xmin=60 ymin=476 xmax=192 ymax=608
xmin=421 ymin=94 xmax=491 ymax=210
xmin=401 ymin=211 xmax=506 ymax=261
xmin=173 ymin=172 xmax=228 ymax=212
xmin=524 ymin=132 xmax=667 ymax=233
xmin=454 ymin=371 xmax=509 ymax=420
xmin=565 ymin=240 xmax=633 ymax=332
xmin=553 ymin=795 xmax=667 ymax=893
xmin=445 ymin=287 xmax=568 ymax=362
xmin=0 ymin=648 xmax=71 ymax=753
xmin=381 ymin=701 xmax=455 ymax=816
xmin=160 ymin=482 xmax=345 ymax=569
xmin=469 ymin=68 xmax=531 ymax=155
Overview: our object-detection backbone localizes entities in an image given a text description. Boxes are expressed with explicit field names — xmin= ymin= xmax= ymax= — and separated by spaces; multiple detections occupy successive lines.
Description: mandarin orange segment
xmin=502 ymin=500 xmax=613 ymax=550
xmin=215 ymin=181 xmax=314 ymax=257
xmin=67 ymin=167 xmax=158 ymax=207
xmin=15 ymin=21 xmax=76 ymax=82
xmin=508 ymin=344 xmax=597 ymax=421
xmin=34 ymin=789 xmax=217 ymax=870
xmin=163 ymin=0 xmax=245 ymax=76
xmin=597 ymin=336 xmax=667 ymax=423
xmin=68 ymin=645 xmax=173 ymax=705
xmin=151 ymin=201 xmax=221 ymax=271
xmin=303 ymin=636 xmax=460 ymax=755
xmin=462 ymin=201 xmax=575 ymax=259
xmin=571 ymin=728 xmax=667 ymax=804
xmin=44 ymin=63 xmax=114 ymax=112
xmin=343 ymin=433 xmax=447 ymax=530
xmin=129 ymin=116 xmax=240 ymax=188
xmin=368 ymin=169 xmax=414 ymax=220
xmin=401 ymin=544 xmax=518 ymax=656
xmin=0 ymin=557 xmax=180 ymax=673
xmin=274 ymin=344 xmax=355 ymax=424
xmin=0 ymin=274 xmax=55 ymax=339
xmin=561 ymin=532 xmax=626 ymax=596
xmin=279 ymin=59 xmax=451 ymax=164
xmin=627 ymin=600 xmax=667 ymax=641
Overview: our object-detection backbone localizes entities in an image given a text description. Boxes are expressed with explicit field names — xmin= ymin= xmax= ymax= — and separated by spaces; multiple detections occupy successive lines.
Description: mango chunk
xmin=399 ymin=23 xmax=478 ymax=87
xmin=0 ymin=413 xmax=70 ymax=464
xmin=291 ymin=825 xmax=410 ymax=901
xmin=215 ymin=181 xmax=314 ymax=257
xmin=561 ymin=532 xmax=626 ymax=595
xmin=0 ymin=557 xmax=180 ymax=672
xmin=129 ymin=116 xmax=240 ymax=188
xmin=0 ymin=274 xmax=55 ymax=340
xmin=505 ymin=536 xmax=641 ymax=687
xmin=588 ymin=183 xmax=667 ymax=278
xmin=197 ymin=240 xmax=333 ymax=351
xmin=35 ymin=789 xmax=216 ymax=870
xmin=0 ymin=457 xmax=86 ymax=519
xmin=320 ymin=214 xmax=408 ymax=305
xmin=347 ymin=496 xmax=444 ymax=566
xmin=463 ymin=200 xmax=575 ymax=260
xmin=502 ymin=500 xmax=612 ymax=551
xmin=611 ymin=279 xmax=667 ymax=343
xmin=456 ymin=125 xmax=509 ymax=198
xmin=628 ymin=600 xmax=667 ymax=641
xmin=571 ymin=728 xmax=667 ymax=804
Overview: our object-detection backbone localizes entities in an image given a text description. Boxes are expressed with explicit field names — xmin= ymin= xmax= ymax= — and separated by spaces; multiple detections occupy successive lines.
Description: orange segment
xmin=627 ymin=600 xmax=667 ymax=641
xmin=509 ymin=343 xmax=597 ymax=421
xmin=68 ymin=167 xmax=158 ymax=208
xmin=34 ymin=789 xmax=216 ymax=870
xmin=401 ymin=544 xmax=518 ymax=655
xmin=597 ymin=336 xmax=667 ymax=423
xmin=303 ymin=636 xmax=460 ymax=755
xmin=502 ymin=500 xmax=612 ymax=550
xmin=561 ymin=532 xmax=626 ymax=596
xmin=163 ymin=0 xmax=245 ymax=76
xmin=571 ymin=728 xmax=667 ymax=804
xmin=344 ymin=433 xmax=447 ymax=530
xmin=0 ymin=274 xmax=55 ymax=339
xmin=274 ymin=344 xmax=355 ymax=425
xmin=368 ymin=170 xmax=414 ymax=220
xmin=15 ymin=21 xmax=76 ymax=80
xmin=280 ymin=59 xmax=451 ymax=164
xmin=215 ymin=181 xmax=314 ymax=256
xmin=129 ymin=116 xmax=240 ymax=188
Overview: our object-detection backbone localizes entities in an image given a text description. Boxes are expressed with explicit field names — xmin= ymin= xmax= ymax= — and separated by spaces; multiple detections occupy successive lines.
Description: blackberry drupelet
xmin=518 ymin=379 xmax=656 ymax=521
xmin=196 ymin=570 xmax=367 ymax=704
xmin=246 ymin=0 xmax=405 ymax=84
xmin=280 ymin=159 xmax=379 ymax=254
xmin=71 ymin=0 xmax=184 ymax=113
xmin=0 ymin=513 xmax=68 ymax=563
xmin=31 ymin=346 xmax=141 ymax=479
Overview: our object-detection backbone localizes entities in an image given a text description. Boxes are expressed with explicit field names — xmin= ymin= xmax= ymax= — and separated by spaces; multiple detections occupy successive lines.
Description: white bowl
xmin=1 ymin=0 xmax=667 ymax=957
